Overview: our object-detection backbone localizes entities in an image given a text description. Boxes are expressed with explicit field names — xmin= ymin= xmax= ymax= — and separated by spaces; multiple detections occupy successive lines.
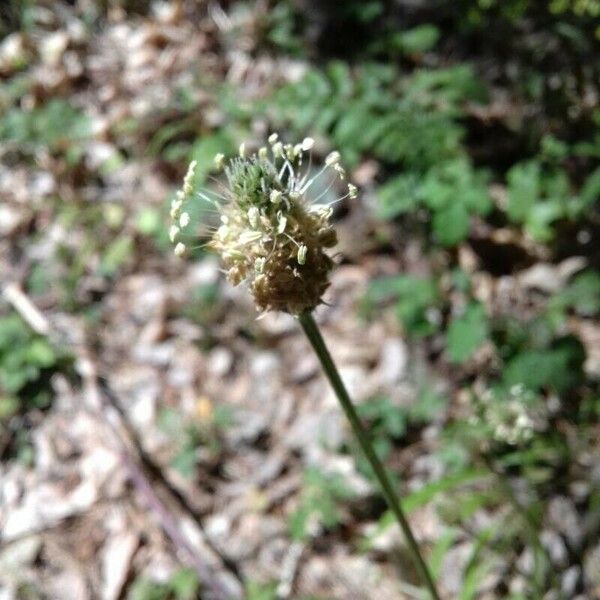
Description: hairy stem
xmin=298 ymin=311 xmax=441 ymax=600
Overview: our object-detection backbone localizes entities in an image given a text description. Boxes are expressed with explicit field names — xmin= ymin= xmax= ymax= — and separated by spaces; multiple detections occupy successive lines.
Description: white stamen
xmin=239 ymin=231 xmax=263 ymax=245
xmin=183 ymin=161 xmax=197 ymax=194
xmin=255 ymin=257 xmax=266 ymax=273
xmin=325 ymin=151 xmax=340 ymax=166
xmin=248 ymin=206 xmax=259 ymax=228
xmin=301 ymin=137 xmax=315 ymax=151
xmin=170 ymin=198 xmax=183 ymax=218
xmin=297 ymin=244 xmax=307 ymax=265
xmin=277 ymin=215 xmax=287 ymax=234
xmin=334 ymin=163 xmax=345 ymax=179
xmin=272 ymin=142 xmax=283 ymax=157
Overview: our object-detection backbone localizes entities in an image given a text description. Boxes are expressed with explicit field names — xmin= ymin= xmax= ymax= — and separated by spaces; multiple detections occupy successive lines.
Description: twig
xmin=95 ymin=374 xmax=243 ymax=583
xmin=77 ymin=350 xmax=244 ymax=599
xmin=3 ymin=282 xmax=50 ymax=335
xmin=276 ymin=540 xmax=304 ymax=599
xmin=121 ymin=449 xmax=236 ymax=599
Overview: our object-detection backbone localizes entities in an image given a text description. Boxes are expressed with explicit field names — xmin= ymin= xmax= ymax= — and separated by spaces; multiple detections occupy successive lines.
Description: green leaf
xmin=459 ymin=526 xmax=497 ymax=600
xmin=411 ymin=385 xmax=446 ymax=422
xmin=169 ymin=568 xmax=199 ymax=600
xmin=402 ymin=468 xmax=489 ymax=513
xmin=506 ymin=161 xmax=540 ymax=222
xmin=429 ymin=529 xmax=460 ymax=578
xmin=135 ymin=207 xmax=162 ymax=236
xmin=170 ymin=446 xmax=197 ymax=478
xmin=99 ymin=235 xmax=133 ymax=276
xmin=245 ymin=580 xmax=278 ymax=600
xmin=503 ymin=341 xmax=584 ymax=392
xmin=553 ymin=271 xmax=600 ymax=316
xmin=393 ymin=25 xmax=440 ymax=55
xmin=376 ymin=174 xmax=420 ymax=219
xmin=364 ymin=275 xmax=439 ymax=336
xmin=127 ymin=577 xmax=164 ymax=600
xmin=0 ymin=396 xmax=19 ymax=419
xmin=189 ymin=132 xmax=235 ymax=183
xmin=579 ymin=167 xmax=600 ymax=208
xmin=0 ymin=99 xmax=90 ymax=151
xmin=25 ymin=339 xmax=56 ymax=367
xmin=433 ymin=202 xmax=470 ymax=246
xmin=288 ymin=468 xmax=352 ymax=540
xmin=363 ymin=469 xmax=489 ymax=550
xmin=524 ymin=198 xmax=564 ymax=241
xmin=446 ymin=303 xmax=488 ymax=363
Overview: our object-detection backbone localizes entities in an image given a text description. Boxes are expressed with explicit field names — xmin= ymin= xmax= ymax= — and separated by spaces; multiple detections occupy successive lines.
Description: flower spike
xmin=171 ymin=137 xmax=358 ymax=314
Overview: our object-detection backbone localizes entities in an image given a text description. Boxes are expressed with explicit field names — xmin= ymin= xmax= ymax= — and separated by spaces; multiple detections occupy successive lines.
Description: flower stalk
xmin=298 ymin=311 xmax=441 ymax=600
xmin=171 ymin=137 xmax=441 ymax=598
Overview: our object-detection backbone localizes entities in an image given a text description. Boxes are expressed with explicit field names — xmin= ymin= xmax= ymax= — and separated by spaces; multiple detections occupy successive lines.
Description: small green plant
xmin=446 ymin=302 xmax=489 ymax=364
xmin=0 ymin=98 xmax=90 ymax=160
xmin=377 ymin=157 xmax=492 ymax=246
xmin=127 ymin=568 xmax=199 ymax=600
xmin=362 ymin=274 xmax=440 ymax=337
xmin=0 ymin=312 xmax=69 ymax=418
xmin=245 ymin=580 xmax=278 ymax=600
xmin=270 ymin=62 xmax=483 ymax=168
xmin=356 ymin=391 xmax=445 ymax=467
xmin=157 ymin=402 xmax=233 ymax=478
xmin=288 ymin=467 xmax=353 ymax=540
xmin=505 ymin=157 xmax=600 ymax=241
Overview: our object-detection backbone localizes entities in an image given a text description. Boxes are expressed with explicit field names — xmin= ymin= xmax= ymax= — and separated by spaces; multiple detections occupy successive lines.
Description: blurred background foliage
xmin=1 ymin=0 xmax=599 ymax=598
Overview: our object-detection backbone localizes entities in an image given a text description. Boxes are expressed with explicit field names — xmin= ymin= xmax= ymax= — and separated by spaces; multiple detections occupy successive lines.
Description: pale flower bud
xmin=325 ymin=151 xmax=340 ymax=166
xmin=272 ymin=142 xmax=283 ymax=157
xmin=174 ymin=242 xmax=186 ymax=256
xmin=183 ymin=161 xmax=196 ymax=195
xmin=277 ymin=214 xmax=287 ymax=233
xmin=301 ymin=137 xmax=315 ymax=151
xmin=170 ymin=198 xmax=183 ymax=219
xmin=248 ymin=206 xmax=259 ymax=228
xmin=255 ymin=257 xmax=266 ymax=273
xmin=334 ymin=163 xmax=345 ymax=179
xmin=214 ymin=153 xmax=225 ymax=169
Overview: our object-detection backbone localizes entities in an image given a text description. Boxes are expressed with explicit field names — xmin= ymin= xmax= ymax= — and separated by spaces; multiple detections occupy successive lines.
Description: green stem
xmin=298 ymin=311 xmax=441 ymax=600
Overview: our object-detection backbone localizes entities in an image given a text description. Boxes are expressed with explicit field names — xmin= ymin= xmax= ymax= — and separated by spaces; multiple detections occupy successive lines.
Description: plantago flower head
xmin=170 ymin=136 xmax=357 ymax=314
